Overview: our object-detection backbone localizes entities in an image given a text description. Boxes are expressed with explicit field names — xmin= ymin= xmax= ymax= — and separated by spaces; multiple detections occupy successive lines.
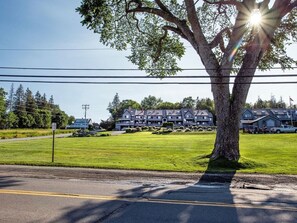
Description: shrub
xmin=148 ymin=126 xmax=155 ymax=131
xmin=136 ymin=127 xmax=142 ymax=132
xmin=184 ymin=128 xmax=191 ymax=132
xmin=99 ymin=133 xmax=111 ymax=137
xmin=125 ymin=128 xmax=138 ymax=133
xmin=162 ymin=122 xmax=174 ymax=129
xmin=142 ymin=126 xmax=149 ymax=131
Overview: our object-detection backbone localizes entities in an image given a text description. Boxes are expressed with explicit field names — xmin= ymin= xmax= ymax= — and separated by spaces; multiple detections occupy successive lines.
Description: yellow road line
xmin=1 ymin=189 xmax=297 ymax=212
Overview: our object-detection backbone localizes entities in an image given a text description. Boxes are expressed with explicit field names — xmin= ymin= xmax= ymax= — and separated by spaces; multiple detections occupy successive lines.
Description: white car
xmin=270 ymin=125 xmax=297 ymax=133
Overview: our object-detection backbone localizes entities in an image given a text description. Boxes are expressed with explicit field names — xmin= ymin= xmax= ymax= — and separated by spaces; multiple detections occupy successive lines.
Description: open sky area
xmin=0 ymin=0 xmax=296 ymax=122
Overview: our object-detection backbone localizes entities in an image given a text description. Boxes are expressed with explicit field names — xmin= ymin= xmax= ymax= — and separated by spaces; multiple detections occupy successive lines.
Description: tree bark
xmin=211 ymin=101 xmax=241 ymax=161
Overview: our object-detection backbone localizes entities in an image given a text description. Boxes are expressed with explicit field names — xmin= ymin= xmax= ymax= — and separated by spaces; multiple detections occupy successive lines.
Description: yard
xmin=0 ymin=132 xmax=296 ymax=174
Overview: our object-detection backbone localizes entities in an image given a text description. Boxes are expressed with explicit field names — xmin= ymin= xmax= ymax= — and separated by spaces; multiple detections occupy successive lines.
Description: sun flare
xmin=249 ymin=9 xmax=262 ymax=26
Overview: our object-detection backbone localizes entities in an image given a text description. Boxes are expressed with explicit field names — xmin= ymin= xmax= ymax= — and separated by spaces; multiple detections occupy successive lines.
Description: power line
xmin=0 ymin=43 xmax=296 ymax=51
xmin=1 ymin=74 xmax=297 ymax=78
xmin=0 ymin=66 xmax=297 ymax=71
xmin=1 ymin=80 xmax=297 ymax=85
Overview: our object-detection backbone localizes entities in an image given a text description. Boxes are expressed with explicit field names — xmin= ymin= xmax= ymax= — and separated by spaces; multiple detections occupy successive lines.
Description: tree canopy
xmin=0 ymin=84 xmax=71 ymax=129
xmin=78 ymin=0 xmax=297 ymax=161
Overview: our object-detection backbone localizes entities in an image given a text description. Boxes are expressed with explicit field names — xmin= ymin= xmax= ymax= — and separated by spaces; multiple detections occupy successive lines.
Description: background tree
xmin=68 ymin=115 xmax=75 ymax=125
xmin=107 ymin=93 xmax=121 ymax=121
xmin=156 ymin=101 xmax=181 ymax=109
xmin=117 ymin=99 xmax=141 ymax=117
xmin=78 ymin=0 xmax=297 ymax=161
xmin=35 ymin=91 xmax=42 ymax=109
xmin=0 ymin=88 xmax=7 ymax=128
xmin=140 ymin=95 xmax=163 ymax=109
xmin=181 ymin=96 xmax=196 ymax=109
xmin=6 ymin=83 xmax=14 ymax=112
xmin=13 ymin=84 xmax=30 ymax=128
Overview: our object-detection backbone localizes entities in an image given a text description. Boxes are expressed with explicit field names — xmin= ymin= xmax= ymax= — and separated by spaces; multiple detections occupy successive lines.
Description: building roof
xmin=146 ymin=110 xmax=164 ymax=116
xmin=165 ymin=110 xmax=181 ymax=115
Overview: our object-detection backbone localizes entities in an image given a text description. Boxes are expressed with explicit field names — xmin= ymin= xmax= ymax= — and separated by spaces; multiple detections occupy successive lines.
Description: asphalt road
xmin=0 ymin=166 xmax=297 ymax=223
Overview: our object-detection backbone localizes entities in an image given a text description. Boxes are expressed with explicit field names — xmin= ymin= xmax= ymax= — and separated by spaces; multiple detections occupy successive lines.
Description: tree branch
xmin=209 ymin=27 xmax=231 ymax=51
xmin=203 ymin=0 xmax=241 ymax=9
xmin=153 ymin=27 xmax=168 ymax=62
xmin=154 ymin=0 xmax=174 ymax=16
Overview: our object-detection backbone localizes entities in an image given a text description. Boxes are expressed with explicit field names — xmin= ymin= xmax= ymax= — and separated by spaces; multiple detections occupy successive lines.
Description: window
xmin=125 ymin=115 xmax=129 ymax=118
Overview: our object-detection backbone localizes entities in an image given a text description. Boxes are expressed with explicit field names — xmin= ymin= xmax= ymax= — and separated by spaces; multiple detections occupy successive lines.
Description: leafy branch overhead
xmin=78 ymin=0 xmax=297 ymax=161
xmin=77 ymin=0 xmax=297 ymax=77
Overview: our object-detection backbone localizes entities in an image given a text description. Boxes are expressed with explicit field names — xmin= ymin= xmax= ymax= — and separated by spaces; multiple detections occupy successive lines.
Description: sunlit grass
xmin=0 ymin=132 xmax=296 ymax=174
xmin=0 ymin=129 xmax=74 ymax=139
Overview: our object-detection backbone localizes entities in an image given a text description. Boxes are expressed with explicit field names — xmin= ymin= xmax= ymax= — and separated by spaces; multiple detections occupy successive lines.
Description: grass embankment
xmin=0 ymin=132 xmax=296 ymax=174
xmin=0 ymin=129 xmax=74 ymax=139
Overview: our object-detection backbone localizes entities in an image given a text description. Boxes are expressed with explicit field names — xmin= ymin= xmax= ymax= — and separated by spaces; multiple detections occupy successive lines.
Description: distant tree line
xmin=0 ymin=84 xmax=74 ymax=129
xmin=100 ymin=93 xmax=295 ymax=130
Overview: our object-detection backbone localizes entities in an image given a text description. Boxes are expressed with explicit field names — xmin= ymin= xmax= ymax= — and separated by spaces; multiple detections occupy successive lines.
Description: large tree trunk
xmin=211 ymin=102 xmax=241 ymax=161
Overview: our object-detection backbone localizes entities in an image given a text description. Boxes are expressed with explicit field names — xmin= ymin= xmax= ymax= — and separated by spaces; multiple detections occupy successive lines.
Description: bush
xmin=162 ymin=122 xmax=174 ymax=129
xmin=184 ymin=128 xmax=191 ymax=132
xmin=125 ymin=128 xmax=137 ymax=133
xmin=142 ymin=126 xmax=149 ymax=131
xmin=148 ymin=126 xmax=155 ymax=131
xmin=99 ymin=133 xmax=111 ymax=137
xmin=136 ymin=127 xmax=142 ymax=132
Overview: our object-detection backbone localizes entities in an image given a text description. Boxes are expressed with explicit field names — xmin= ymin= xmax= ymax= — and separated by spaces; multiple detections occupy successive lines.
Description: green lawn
xmin=0 ymin=132 xmax=296 ymax=174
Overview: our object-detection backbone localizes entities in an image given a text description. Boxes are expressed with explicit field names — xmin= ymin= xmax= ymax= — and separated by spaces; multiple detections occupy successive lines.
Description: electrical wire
xmin=0 ymin=66 xmax=297 ymax=71
xmin=1 ymin=74 xmax=297 ymax=78
xmin=1 ymin=80 xmax=297 ymax=85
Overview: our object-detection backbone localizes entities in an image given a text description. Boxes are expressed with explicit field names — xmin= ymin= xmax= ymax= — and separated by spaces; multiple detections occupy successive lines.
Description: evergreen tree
xmin=107 ymin=93 xmax=121 ymax=120
xmin=41 ymin=93 xmax=48 ymax=110
xmin=13 ymin=84 xmax=29 ymax=128
xmin=35 ymin=91 xmax=42 ymax=109
xmin=0 ymin=88 xmax=7 ymax=128
xmin=7 ymin=83 xmax=14 ymax=112
xmin=49 ymin=95 xmax=54 ymax=109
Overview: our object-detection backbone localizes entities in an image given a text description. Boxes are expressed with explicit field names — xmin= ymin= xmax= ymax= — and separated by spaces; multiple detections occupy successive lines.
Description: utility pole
xmin=82 ymin=104 xmax=90 ymax=129
xmin=289 ymin=97 xmax=294 ymax=126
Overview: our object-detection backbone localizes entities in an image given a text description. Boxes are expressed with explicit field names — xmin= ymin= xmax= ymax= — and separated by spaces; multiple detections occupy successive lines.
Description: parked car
xmin=270 ymin=125 xmax=297 ymax=133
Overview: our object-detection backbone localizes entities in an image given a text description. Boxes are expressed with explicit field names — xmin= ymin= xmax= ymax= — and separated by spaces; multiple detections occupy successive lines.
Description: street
xmin=0 ymin=166 xmax=297 ymax=223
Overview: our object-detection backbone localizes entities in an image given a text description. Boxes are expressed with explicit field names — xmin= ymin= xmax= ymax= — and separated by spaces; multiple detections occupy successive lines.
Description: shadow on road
xmin=51 ymin=160 xmax=297 ymax=223
xmin=50 ymin=159 xmax=240 ymax=223
xmin=0 ymin=176 xmax=23 ymax=188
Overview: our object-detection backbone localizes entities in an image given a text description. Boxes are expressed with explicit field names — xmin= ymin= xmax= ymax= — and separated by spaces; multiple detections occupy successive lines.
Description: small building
xmin=241 ymin=115 xmax=281 ymax=131
xmin=66 ymin=118 xmax=92 ymax=129
xmin=240 ymin=108 xmax=297 ymax=129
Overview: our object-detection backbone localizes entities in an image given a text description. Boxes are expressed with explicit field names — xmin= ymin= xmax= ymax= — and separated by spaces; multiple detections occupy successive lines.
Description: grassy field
xmin=0 ymin=132 xmax=296 ymax=174
xmin=0 ymin=129 xmax=74 ymax=139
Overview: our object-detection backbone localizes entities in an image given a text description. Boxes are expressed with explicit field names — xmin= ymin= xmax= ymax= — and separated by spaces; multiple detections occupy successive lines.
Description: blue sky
xmin=0 ymin=0 xmax=296 ymax=122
